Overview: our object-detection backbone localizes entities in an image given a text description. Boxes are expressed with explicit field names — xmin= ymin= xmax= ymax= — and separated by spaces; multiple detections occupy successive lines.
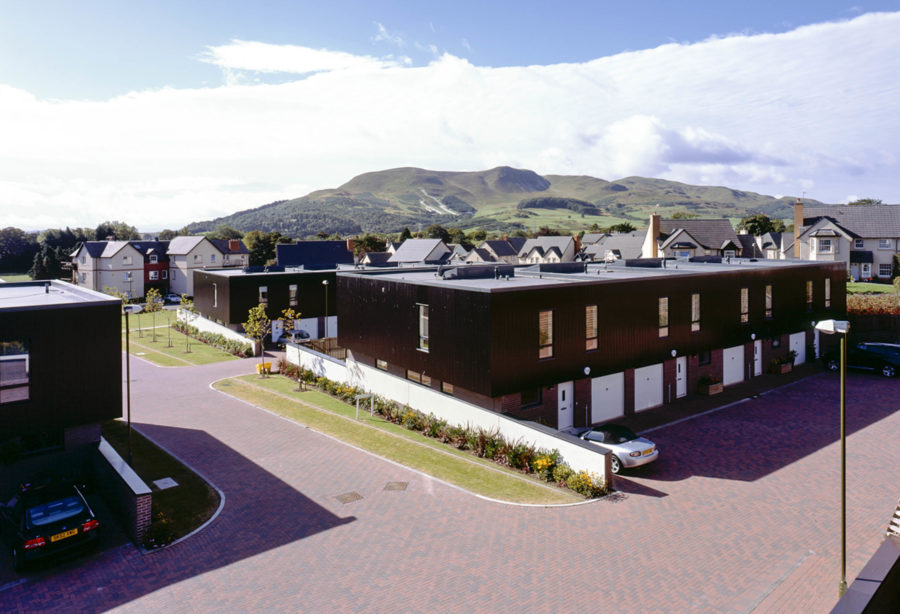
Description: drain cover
xmin=153 ymin=477 xmax=179 ymax=490
xmin=383 ymin=481 xmax=408 ymax=491
xmin=335 ymin=491 xmax=363 ymax=504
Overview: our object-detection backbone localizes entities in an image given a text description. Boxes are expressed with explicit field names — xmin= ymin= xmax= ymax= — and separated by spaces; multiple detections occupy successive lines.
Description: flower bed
xmin=278 ymin=359 xmax=608 ymax=498
xmin=172 ymin=321 xmax=253 ymax=357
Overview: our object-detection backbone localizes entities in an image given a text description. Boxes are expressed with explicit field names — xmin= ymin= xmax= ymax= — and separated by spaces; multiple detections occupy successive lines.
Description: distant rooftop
xmin=0 ymin=280 xmax=120 ymax=310
xmin=338 ymin=257 xmax=839 ymax=293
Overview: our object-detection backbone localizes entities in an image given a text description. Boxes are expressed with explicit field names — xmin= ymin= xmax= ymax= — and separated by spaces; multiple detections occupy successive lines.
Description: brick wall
xmin=92 ymin=439 xmax=152 ymax=545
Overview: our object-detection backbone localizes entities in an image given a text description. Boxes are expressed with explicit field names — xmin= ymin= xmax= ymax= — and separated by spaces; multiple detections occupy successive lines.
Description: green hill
xmin=186 ymin=166 xmax=813 ymax=237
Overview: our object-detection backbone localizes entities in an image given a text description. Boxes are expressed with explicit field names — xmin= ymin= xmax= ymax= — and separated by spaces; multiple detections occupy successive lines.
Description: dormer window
xmin=149 ymin=254 xmax=158 ymax=264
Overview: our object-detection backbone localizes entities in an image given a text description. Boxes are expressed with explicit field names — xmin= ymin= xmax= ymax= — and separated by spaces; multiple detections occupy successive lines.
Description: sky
xmin=1 ymin=1 xmax=899 ymax=231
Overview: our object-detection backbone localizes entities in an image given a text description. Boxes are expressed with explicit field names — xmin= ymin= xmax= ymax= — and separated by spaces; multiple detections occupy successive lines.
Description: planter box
xmin=699 ymin=382 xmax=723 ymax=395
xmin=774 ymin=363 xmax=793 ymax=374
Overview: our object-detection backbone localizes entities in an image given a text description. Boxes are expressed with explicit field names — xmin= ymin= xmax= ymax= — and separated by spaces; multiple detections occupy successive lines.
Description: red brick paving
xmin=0 ymin=355 xmax=897 ymax=612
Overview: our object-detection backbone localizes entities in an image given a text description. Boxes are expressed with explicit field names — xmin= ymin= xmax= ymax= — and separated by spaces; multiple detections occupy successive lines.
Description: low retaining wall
xmin=180 ymin=310 xmax=258 ymax=355
xmin=93 ymin=437 xmax=152 ymax=545
xmin=287 ymin=345 xmax=610 ymax=482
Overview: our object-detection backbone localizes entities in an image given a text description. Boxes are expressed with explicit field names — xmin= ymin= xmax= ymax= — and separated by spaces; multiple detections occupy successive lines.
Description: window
xmin=210 ymin=254 xmax=216 ymax=263
xmin=406 ymin=370 xmax=431 ymax=386
xmin=123 ymin=272 xmax=132 ymax=281
xmin=0 ymin=340 xmax=29 ymax=404
xmin=691 ymin=293 xmax=700 ymax=332
xmin=171 ymin=270 xmax=176 ymax=280
xmin=213 ymin=283 xmax=218 ymax=308
xmin=724 ymin=249 xmax=736 ymax=259
xmin=259 ymin=286 xmax=268 ymax=305
xmin=376 ymin=359 xmax=388 ymax=370
xmin=817 ymin=238 xmax=832 ymax=253
xmin=149 ymin=271 xmax=159 ymax=280
xmin=854 ymin=239 xmax=865 ymax=249
xmin=806 ymin=280 xmax=813 ymax=311
xmin=658 ymin=297 xmax=669 ymax=338
xmin=878 ymin=239 xmax=893 ymax=249
xmin=765 ymin=284 xmax=773 ymax=319
xmin=80 ymin=255 xmax=85 ymax=264
xmin=585 ymin=305 xmax=598 ymax=350
xmin=825 ymin=278 xmax=832 ymax=307
xmin=521 ymin=388 xmax=542 ymax=408
xmin=539 ymin=310 xmax=553 ymax=358
xmin=194 ymin=254 xmax=202 ymax=264
xmin=698 ymin=350 xmax=711 ymax=366
xmin=162 ymin=270 xmax=168 ymax=280
xmin=289 ymin=284 xmax=298 ymax=307
xmin=879 ymin=264 xmax=892 ymax=277
xmin=149 ymin=255 xmax=158 ymax=264
xmin=441 ymin=382 xmax=454 ymax=395
xmin=740 ymin=288 xmax=748 ymax=323
xmin=122 ymin=255 xmax=131 ymax=265
xmin=417 ymin=304 xmax=429 ymax=351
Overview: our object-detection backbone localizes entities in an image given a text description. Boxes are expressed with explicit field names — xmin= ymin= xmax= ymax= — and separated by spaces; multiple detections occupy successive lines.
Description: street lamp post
xmin=815 ymin=319 xmax=851 ymax=598
xmin=123 ymin=304 xmax=143 ymax=464
xmin=322 ymin=279 xmax=329 ymax=339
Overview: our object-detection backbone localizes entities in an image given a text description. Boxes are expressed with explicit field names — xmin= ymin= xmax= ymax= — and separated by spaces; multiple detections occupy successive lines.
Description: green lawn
xmin=0 ymin=272 xmax=32 ymax=282
xmin=215 ymin=375 xmax=581 ymax=505
xmin=102 ymin=419 xmax=220 ymax=548
xmin=123 ymin=324 xmax=238 ymax=366
xmin=847 ymin=281 xmax=897 ymax=294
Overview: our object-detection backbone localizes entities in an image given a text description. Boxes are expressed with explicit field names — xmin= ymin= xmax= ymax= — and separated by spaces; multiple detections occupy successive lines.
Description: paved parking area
xmin=0 ymin=355 xmax=897 ymax=613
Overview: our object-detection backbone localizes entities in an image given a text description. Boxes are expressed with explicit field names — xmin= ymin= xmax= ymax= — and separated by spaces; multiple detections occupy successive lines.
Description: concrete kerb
xmin=129 ymin=424 xmax=227 ymax=554
xmin=209 ymin=376 xmax=604 ymax=509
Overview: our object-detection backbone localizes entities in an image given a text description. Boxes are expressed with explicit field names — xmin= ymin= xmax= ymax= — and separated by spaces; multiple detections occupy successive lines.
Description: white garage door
xmin=789 ymin=332 xmax=806 ymax=365
xmin=633 ymin=364 xmax=663 ymax=412
xmin=591 ymin=372 xmax=624 ymax=423
xmin=723 ymin=345 xmax=744 ymax=386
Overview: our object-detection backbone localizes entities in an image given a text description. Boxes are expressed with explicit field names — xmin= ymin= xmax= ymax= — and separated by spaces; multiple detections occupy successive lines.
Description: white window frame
xmin=417 ymin=303 xmax=429 ymax=351
xmin=289 ymin=284 xmax=298 ymax=307
xmin=539 ymin=309 xmax=554 ymax=358
xmin=878 ymin=239 xmax=893 ymax=250
xmin=149 ymin=254 xmax=158 ymax=264
xmin=724 ymin=249 xmax=736 ymax=259
xmin=658 ymin=297 xmax=669 ymax=338
xmin=878 ymin=263 xmax=892 ymax=277
xmin=122 ymin=255 xmax=132 ymax=265
xmin=585 ymin=305 xmax=598 ymax=350
xmin=259 ymin=285 xmax=268 ymax=305
xmin=854 ymin=239 xmax=865 ymax=249
xmin=817 ymin=238 xmax=833 ymax=254
xmin=149 ymin=271 xmax=159 ymax=280
xmin=162 ymin=270 xmax=168 ymax=280
xmin=740 ymin=288 xmax=749 ymax=323
xmin=691 ymin=293 xmax=700 ymax=332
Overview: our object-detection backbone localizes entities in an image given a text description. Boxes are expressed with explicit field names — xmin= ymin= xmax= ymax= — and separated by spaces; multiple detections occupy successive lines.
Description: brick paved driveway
xmin=1 ymin=355 xmax=897 ymax=613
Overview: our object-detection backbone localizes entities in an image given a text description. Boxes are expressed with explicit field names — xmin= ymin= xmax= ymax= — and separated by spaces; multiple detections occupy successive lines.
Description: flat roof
xmin=337 ymin=258 xmax=841 ymax=292
xmin=0 ymin=280 xmax=120 ymax=310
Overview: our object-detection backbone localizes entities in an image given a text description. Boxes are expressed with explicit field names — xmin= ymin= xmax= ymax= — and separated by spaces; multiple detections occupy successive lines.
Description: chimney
xmin=572 ymin=234 xmax=581 ymax=254
xmin=793 ymin=198 xmax=803 ymax=258
xmin=649 ymin=214 xmax=661 ymax=258
xmin=346 ymin=238 xmax=355 ymax=253
xmin=228 ymin=239 xmax=240 ymax=252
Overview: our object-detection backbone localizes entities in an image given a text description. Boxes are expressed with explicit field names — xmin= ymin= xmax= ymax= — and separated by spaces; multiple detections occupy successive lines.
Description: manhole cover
xmin=383 ymin=481 xmax=408 ymax=491
xmin=153 ymin=477 xmax=179 ymax=490
xmin=335 ymin=491 xmax=363 ymax=504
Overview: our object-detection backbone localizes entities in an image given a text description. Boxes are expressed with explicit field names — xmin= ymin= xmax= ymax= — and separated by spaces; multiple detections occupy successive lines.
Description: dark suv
xmin=823 ymin=342 xmax=900 ymax=378
xmin=0 ymin=480 xmax=100 ymax=572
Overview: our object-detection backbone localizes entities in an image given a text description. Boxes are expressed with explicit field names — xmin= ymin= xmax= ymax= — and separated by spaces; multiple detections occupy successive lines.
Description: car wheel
xmin=609 ymin=455 xmax=622 ymax=474
xmin=882 ymin=364 xmax=897 ymax=378
xmin=826 ymin=359 xmax=840 ymax=372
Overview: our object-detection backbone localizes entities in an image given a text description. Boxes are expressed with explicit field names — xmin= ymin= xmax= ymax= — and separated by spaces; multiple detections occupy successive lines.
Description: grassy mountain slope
xmin=186 ymin=166 xmax=815 ymax=237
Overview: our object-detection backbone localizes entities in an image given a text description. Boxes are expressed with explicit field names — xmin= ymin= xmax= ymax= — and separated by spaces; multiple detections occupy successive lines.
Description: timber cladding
xmin=337 ymin=262 xmax=846 ymax=400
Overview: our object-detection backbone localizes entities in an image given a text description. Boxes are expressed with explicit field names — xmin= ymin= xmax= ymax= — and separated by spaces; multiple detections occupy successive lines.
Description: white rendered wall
xmin=180 ymin=311 xmax=257 ymax=354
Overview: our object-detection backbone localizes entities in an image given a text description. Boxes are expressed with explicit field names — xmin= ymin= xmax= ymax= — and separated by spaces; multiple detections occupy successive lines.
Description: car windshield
xmin=26 ymin=495 xmax=85 ymax=527
xmin=604 ymin=425 xmax=638 ymax=444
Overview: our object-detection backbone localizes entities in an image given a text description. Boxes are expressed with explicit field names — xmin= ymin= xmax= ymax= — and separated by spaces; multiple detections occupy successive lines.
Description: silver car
xmin=578 ymin=424 xmax=659 ymax=474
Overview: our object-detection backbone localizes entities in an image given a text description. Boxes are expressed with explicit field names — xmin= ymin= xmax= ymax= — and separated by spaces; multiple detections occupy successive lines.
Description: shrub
xmin=847 ymin=293 xmax=900 ymax=315
xmin=171 ymin=322 xmax=252 ymax=357
xmin=401 ymin=410 xmax=422 ymax=431
xmin=566 ymin=470 xmax=607 ymax=498
xmin=507 ymin=440 xmax=537 ymax=471
xmin=552 ymin=464 xmax=574 ymax=485
xmin=425 ymin=416 xmax=446 ymax=438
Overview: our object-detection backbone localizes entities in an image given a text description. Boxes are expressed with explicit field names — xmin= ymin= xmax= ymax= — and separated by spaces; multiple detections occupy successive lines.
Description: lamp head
xmin=815 ymin=319 xmax=850 ymax=335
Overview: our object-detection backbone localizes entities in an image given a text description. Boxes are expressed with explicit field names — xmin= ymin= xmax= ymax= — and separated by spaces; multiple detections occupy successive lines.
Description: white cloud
xmin=2 ymin=12 xmax=900 ymax=230
xmin=198 ymin=39 xmax=400 ymax=74
xmin=372 ymin=23 xmax=405 ymax=47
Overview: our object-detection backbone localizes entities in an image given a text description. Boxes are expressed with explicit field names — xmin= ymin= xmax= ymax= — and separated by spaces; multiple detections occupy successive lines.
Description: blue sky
xmin=1 ymin=2 xmax=899 ymax=230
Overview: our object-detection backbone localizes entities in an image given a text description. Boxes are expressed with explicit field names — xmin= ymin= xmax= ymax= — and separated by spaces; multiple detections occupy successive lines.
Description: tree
xmin=94 ymin=220 xmax=139 ymax=241
xmin=179 ymin=294 xmax=198 ymax=352
xmin=353 ymin=233 xmax=387 ymax=256
xmin=144 ymin=288 xmax=164 ymax=343
xmin=536 ymin=226 xmax=561 ymax=237
xmin=607 ymin=223 xmax=636 ymax=233
xmin=0 ymin=227 xmax=39 ymax=272
xmin=244 ymin=230 xmax=291 ymax=266
xmin=158 ymin=229 xmax=178 ymax=241
xmin=206 ymin=224 xmax=244 ymax=240
xmin=847 ymin=198 xmax=882 ymax=206
xmin=276 ymin=307 xmax=301 ymax=343
xmin=399 ymin=227 xmax=412 ymax=242
xmin=424 ymin=224 xmax=450 ymax=243
xmin=670 ymin=211 xmax=699 ymax=220
xmin=243 ymin=304 xmax=271 ymax=375
xmin=736 ymin=214 xmax=785 ymax=236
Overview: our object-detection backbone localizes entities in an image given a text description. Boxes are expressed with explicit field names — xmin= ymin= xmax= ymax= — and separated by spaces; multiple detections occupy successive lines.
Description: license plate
xmin=50 ymin=528 xmax=78 ymax=542
xmin=643 ymin=448 xmax=654 ymax=456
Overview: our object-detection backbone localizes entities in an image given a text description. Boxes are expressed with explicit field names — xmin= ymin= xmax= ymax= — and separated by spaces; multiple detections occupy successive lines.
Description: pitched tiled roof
xmin=276 ymin=241 xmax=354 ymax=269
xmin=362 ymin=251 xmax=392 ymax=266
xmin=387 ymin=239 xmax=450 ymax=263
xmin=658 ymin=219 xmax=740 ymax=251
xmin=580 ymin=233 xmax=605 ymax=245
xmin=587 ymin=232 xmax=644 ymax=260
xmin=482 ymin=240 xmax=517 ymax=257
xmin=517 ymin=236 xmax=574 ymax=258
xmin=167 ymin=236 xmax=209 ymax=255
xmin=506 ymin=237 xmax=527 ymax=253
xmin=803 ymin=204 xmax=900 ymax=238
xmin=100 ymin=241 xmax=132 ymax=257
xmin=130 ymin=240 xmax=171 ymax=261
xmin=74 ymin=241 xmax=107 ymax=258
xmin=209 ymin=239 xmax=250 ymax=255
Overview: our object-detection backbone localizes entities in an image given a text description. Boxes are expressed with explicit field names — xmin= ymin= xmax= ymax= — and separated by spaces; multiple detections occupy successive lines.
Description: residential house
xmin=583 ymin=232 xmax=644 ymax=261
xmin=463 ymin=247 xmax=496 ymax=264
xmin=517 ymin=236 xmax=577 ymax=264
xmin=788 ymin=200 xmax=900 ymax=281
xmin=359 ymin=252 xmax=395 ymax=267
xmin=70 ymin=241 xmax=146 ymax=298
xmin=276 ymin=240 xmax=355 ymax=270
xmin=337 ymin=259 xmax=844 ymax=430
xmin=0 ymin=281 xmax=121 ymax=492
xmin=387 ymin=239 xmax=452 ymax=265
xmin=167 ymin=236 xmax=222 ymax=297
xmin=131 ymin=240 xmax=170 ymax=295
xmin=210 ymin=239 xmax=250 ymax=269
xmin=641 ymin=215 xmax=742 ymax=259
